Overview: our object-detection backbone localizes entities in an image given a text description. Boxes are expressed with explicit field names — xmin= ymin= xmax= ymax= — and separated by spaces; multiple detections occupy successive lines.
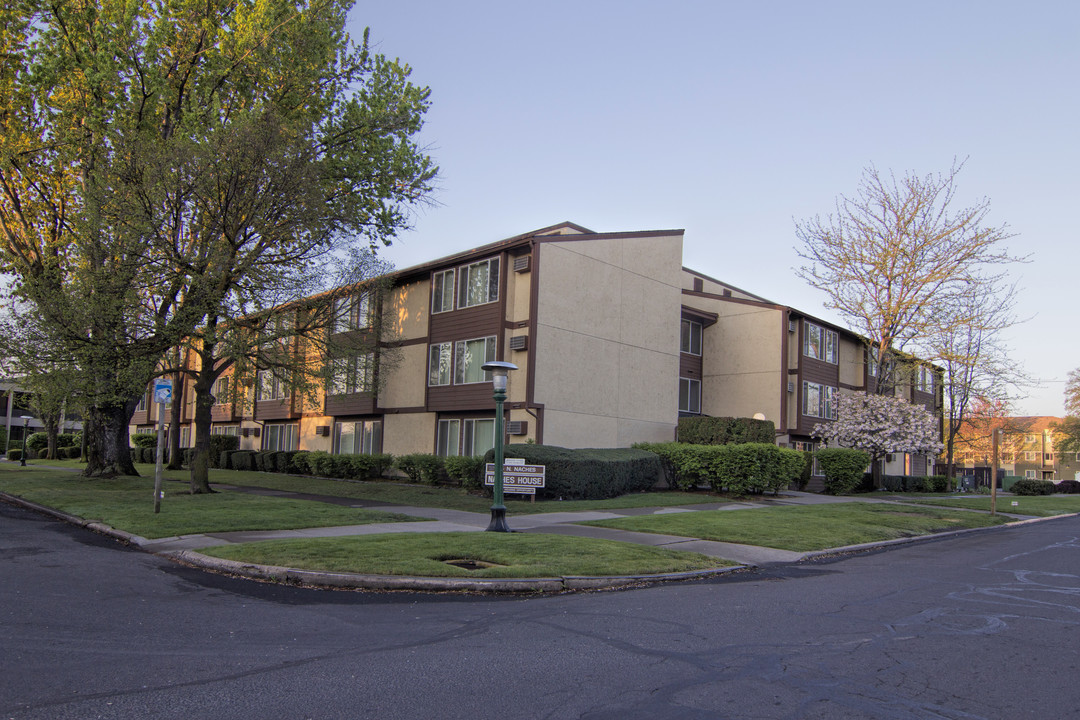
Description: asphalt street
xmin=3 ymin=499 xmax=1079 ymax=720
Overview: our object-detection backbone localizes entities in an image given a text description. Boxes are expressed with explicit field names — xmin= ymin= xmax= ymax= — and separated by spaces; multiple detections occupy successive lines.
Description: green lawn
xmin=201 ymin=532 xmax=733 ymax=578
xmin=7 ymin=459 xmax=740 ymax=514
xmin=890 ymin=494 xmax=1080 ymax=518
xmin=583 ymin=502 xmax=1012 ymax=552
xmin=0 ymin=466 xmax=422 ymax=539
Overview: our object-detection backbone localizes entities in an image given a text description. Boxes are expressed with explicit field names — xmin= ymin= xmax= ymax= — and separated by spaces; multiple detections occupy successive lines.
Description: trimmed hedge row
xmin=676 ymin=416 xmax=775 ymax=445
xmin=1011 ymin=478 xmax=1056 ymax=496
xmin=480 ymin=445 xmax=663 ymax=501
xmin=1055 ymin=479 xmax=1080 ymax=494
xmin=877 ymin=474 xmax=949 ymax=493
xmin=634 ymin=442 xmax=806 ymax=495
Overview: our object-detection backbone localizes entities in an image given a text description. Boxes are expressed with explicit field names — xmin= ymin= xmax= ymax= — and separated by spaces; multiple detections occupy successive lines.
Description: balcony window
xmin=457 ymin=258 xmax=499 ymax=309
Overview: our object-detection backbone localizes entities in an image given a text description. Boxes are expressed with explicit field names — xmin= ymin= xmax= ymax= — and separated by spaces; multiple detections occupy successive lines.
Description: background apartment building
xmin=129 ymin=222 xmax=942 ymax=477
xmin=953 ymin=416 xmax=1080 ymax=484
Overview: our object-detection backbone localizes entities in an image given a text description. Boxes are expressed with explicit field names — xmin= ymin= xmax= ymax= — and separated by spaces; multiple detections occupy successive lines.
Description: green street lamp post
xmin=19 ymin=416 xmax=31 ymax=466
xmin=481 ymin=361 xmax=517 ymax=532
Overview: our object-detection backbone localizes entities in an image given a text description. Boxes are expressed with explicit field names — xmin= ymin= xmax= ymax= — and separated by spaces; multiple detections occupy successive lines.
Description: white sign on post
xmin=153 ymin=379 xmax=173 ymax=404
xmin=485 ymin=458 xmax=546 ymax=495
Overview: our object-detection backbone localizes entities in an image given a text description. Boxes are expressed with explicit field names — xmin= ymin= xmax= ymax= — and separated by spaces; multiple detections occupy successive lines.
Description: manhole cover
xmin=443 ymin=559 xmax=502 ymax=571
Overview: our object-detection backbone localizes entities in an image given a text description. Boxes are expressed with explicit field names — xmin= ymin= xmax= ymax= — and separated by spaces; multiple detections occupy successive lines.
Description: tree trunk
xmin=166 ymin=370 xmax=183 ymax=470
xmin=44 ymin=412 xmax=61 ymax=460
xmin=83 ymin=402 xmax=139 ymax=477
xmin=189 ymin=368 xmax=217 ymax=494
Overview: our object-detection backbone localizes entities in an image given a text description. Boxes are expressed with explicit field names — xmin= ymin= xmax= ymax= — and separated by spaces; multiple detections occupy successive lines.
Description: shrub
xmin=708 ymin=443 xmax=805 ymax=495
xmin=483 ymin=445 xmax=662 ymax=500
xmin=230 ymin=450 xmax=256 ymax=472
xmin=300 ymin=451 xmax=335 ymax=477
xmin=65 ymin=446 xmax=82 ymax=459
xmin=7 ymin=449 xmax=22 ymax=461
xmin=677 ymin=416 xmax=775 ymax=445
xmin=57 ymin=432 xmax=80 ymax=448
xmin=291 ymin=451 xmax=312 ymax=474
xmin=24 ymin=432 xmax=49 ymax=452
xmin=444 ymin=455 xmax=486 ymax=490
xmin=0 ymin=427 xmax=6 ymax=454
xmin=208 ymin=434 xmax=240 ymax=468
xmin=275 ymin=451 xmax=298 ymax=474
xmin=1056 ymin=479 xmax=1080 ymax=494
xmin=633 ymin=442 xmax=720 ymax=490
xmin=815 ymin=448 xmax=871 ymax=495
xmin=395 ymin=454 xmax=445 ymax=484
xmin=1011 ymin=478 xmax=1055 ymax=496
xmin=337 ymin=453 xmax=393 ymax=480
xmin=130 ymin=433 xmax=157 ymax=449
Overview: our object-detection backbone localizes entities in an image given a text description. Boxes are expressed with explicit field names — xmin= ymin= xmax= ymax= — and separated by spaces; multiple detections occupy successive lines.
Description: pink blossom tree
xmin=813 ymin=393 xmax=943 ymax=480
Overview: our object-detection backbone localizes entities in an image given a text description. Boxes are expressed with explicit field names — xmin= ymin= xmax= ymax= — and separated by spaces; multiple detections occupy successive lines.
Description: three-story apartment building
xmin=130 ymin=222 xmax=943 ymax=479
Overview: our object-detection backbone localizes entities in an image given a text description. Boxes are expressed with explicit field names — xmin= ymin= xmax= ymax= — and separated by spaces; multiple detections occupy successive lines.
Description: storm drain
xmin=443 ymin=559 xmax=503 ymax=571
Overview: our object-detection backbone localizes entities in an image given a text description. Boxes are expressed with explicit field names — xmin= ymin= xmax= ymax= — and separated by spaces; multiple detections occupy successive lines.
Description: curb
xmin=2 ymin=492 xmax=746 ymax=593
xmin=6 ymin=490 xmax=1075 ymax=593
xmin=161 ymin=549 xmax=747 ymax=593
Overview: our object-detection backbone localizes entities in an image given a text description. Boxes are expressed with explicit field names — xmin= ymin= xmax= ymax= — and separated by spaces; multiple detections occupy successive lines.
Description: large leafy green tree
xmin=0 ymin=0 xmax=435 ymax=476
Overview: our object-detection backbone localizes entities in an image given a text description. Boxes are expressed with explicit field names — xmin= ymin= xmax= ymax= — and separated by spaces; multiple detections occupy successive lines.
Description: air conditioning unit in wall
xmin=507 ymin=421 xmax=528 ymax=436
xmin=789 ymin=319 xmax=797 ymax=333
xmin=513 ymin=255 xmax=531 ymax=273
xmin=787 ymin=382 xmax=795 ymax=393
xmin=315 ymin=426 xmax=330 ymax=436
xmin=509 ymin=335 xmax=528 ymax=351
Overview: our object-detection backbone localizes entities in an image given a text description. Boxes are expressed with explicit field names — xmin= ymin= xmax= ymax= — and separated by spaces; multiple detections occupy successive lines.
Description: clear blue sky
xmin=350 ymin=0 xmax=1078 ymax=417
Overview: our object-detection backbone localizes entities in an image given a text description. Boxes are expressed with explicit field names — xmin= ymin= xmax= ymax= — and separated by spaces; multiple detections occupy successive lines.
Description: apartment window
xmin=804 ymin=322 xmax=837 ymax=363
xmin=436 ymin=418 xmax=496 ymax=457
xmin=792 ymin=440 xmax=820 ymax=475
xmin=428 ymin=342 xmax=452 ymax=386
xmin=457 ymin=258 xmax=499 ymax=309
xmin=333 ymin=419 xmax=382 ymax=455
xmin=256 ymin=370 xmax=289 ymax=401
xmin=681 ymin=320 xmax=702 ymax=356
xmin=263 ymin=423 xmax=298 ymax=452
xmin=803 ymin=382 xmax=838 ymax=419
xmin=332 ymin=292 xmax=370 ymax=334
xmin=432 ymin=269 xmax=455 ymax=313
xmin=1025 ymin=434 xmax=1037 ymax=444
xmin=454 ymin=336 xmax=496 ymax=384
xmin=211 ymin=425 xmax=239 ymax=436
xmin=917 ymin=366 xmax=935 ymax=393
xmin=135 ymin=392 xmax=148 ymax=412
xmin=329 ymin=354 xmax=373 ymax=396
xmin=1025 ymin=470 xmax=1037 ymax=479
xmin=1045 ymin=453 xmax=1054 ymax=462
xmin=679 ymin=378 xmax=701 ymax=414
xmin=212 ymin=376 xmax=229 ymax=405
xmin=437 ymin=419 xmax=461 ymax=457
xmin=179 ymin=426 xmax=190 ymax=448
xmin=1024 ymin=451 xmax=1037 ymax=462
xmin=1001 ymin=453 xmax=1014 ymax=463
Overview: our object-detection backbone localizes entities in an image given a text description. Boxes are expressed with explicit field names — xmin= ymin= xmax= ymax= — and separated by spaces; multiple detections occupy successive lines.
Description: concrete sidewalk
xmin=4 ymin=471 xmax=1050 ymax=592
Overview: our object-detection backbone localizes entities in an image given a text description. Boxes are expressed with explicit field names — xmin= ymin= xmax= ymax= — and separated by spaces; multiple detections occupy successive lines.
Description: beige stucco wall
xmin=385 ymin=278 xmax=430 ymax=343
xmin=383 ymin=412 xmax=436 ymax=456
xmin=838 ymin=336 xmax=865 ymax=388
xmin=696 ymin=302 xmax=784 ymax=427
xmin=533 ymin=233 xmax=683 ymax=448
xmin=380 ymin=343 xmax=428 ymax=408
xmin=298 ymin=416 xmax=332 ymax=452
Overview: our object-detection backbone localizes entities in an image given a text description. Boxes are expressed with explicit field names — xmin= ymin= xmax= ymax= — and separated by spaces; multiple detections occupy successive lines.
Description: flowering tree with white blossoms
xmin=813 ymin=393 xmax=943 ymax=471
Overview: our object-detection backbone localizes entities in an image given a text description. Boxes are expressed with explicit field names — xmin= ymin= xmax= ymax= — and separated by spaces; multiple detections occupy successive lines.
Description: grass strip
xmin=891 ymin=495 xmax=1080 ymax=517
xmin=0 ymin=467 xmax=421 ymax=539
xmin=13 ymin=458 xmax=731 ymax=515
xmin=582 ymin=502 xmax=1012 ymax=552
xmin=201 ymin=532 xmax=733 ymax=578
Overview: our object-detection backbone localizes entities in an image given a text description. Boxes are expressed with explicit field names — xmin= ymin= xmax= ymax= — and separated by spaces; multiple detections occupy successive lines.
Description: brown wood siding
xmin=427 ymin=384 xmax=496 ymax=412
xmin=255 ymin=398 xmax=294 ymax=420
xmin=795 ymin=357 xmax=841 ymax=435
xmin=210 ymin=404 xmax=236 ymax=422
xmin=680 ymin=352 xmax=702 ymax=380
xmin=326 ymin=393 xmax=376 ymax=416
xmin=131 ymin=409 xmax=149 ymax=425
xmin=429 ymin=301 xmax=501 ymax=343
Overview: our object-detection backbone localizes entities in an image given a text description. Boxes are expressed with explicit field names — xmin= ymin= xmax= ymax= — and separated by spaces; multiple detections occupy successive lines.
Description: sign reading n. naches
xmin=484 ymin=458 xmax=546 ymax=495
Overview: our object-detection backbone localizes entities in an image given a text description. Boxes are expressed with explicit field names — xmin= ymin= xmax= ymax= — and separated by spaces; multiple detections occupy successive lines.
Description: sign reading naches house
xmin=484 ymin=459 xmax=546 ymax=495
